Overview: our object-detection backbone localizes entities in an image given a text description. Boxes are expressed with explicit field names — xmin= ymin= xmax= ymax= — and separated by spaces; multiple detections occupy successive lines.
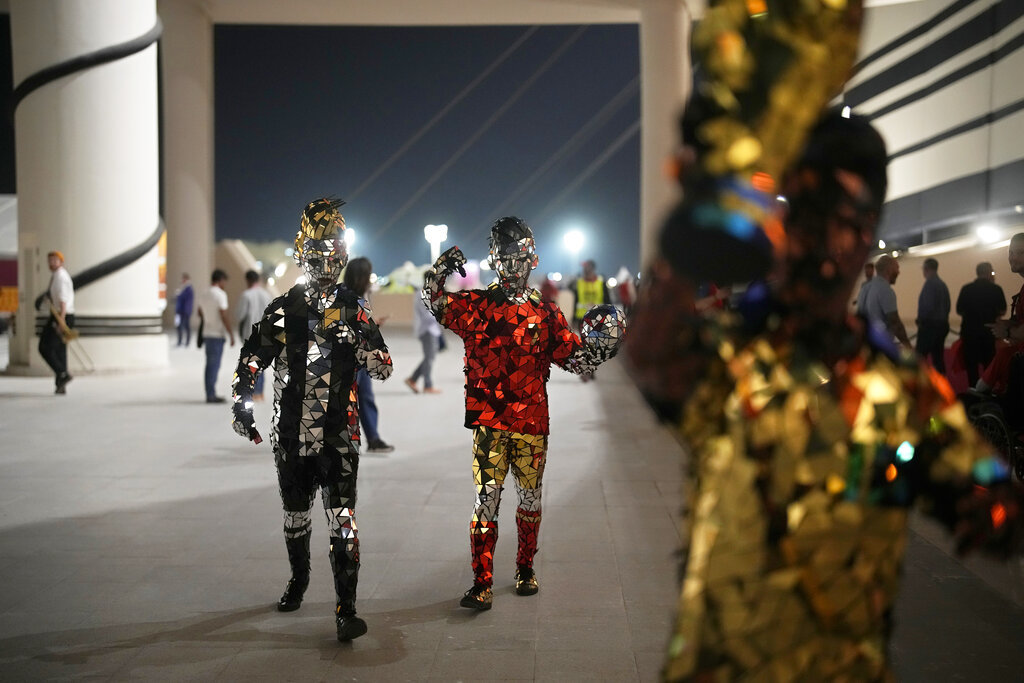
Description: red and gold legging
xmin=469 ymin=426 xmax=547 ymax=588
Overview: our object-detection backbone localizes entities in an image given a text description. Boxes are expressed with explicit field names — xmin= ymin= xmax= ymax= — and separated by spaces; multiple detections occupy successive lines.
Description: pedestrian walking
xmin=406 ymin=273 xmax=443 ymax=395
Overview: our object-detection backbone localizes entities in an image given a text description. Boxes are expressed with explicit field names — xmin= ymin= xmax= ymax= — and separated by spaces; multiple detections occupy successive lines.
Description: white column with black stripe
xmin=9 ymin=0 xmax=167 ymax=372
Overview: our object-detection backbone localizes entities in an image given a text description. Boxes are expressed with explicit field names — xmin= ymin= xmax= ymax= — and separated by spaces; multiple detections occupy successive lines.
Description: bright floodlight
xmin=563 ymin=229 xmax=584 ymax=254
xmin=606 ymin=277 xmax=618 ymax=288
xmin=424 ymin=223 xmax=448 ymax=243
xmin=344 ymin=227 xmax=356 ymax=248
xmin=274 ymin=262 xmax=287 ymax=278
xmin=549 ymin=272 xmax=562 ymax=282
xmin=975 ymin=223 xmax=1001 ymax=244
xmin=424 ymin=224 xmax=449 ymax=262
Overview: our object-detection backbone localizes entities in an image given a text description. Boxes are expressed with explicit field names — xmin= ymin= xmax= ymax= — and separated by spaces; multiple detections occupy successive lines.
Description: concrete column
xmin=639 ymin=0 xmax=692 ymax=268
xmin=158 ymin=0 xmax=215 ymax=329
xmin=9 ymin=0 xmax=167 ymax=372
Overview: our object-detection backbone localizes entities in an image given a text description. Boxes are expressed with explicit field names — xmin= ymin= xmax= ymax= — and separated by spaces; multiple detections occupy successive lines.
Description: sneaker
xmin=404 ymin=378 xmax=420 ymax=394
xmin=206 ymin=396 xmax=227 ymax=404
xmin=336 ymin=614 xmax=368 ymax=641
xmin=514 ymin=566 xmax=539 ymax=596
xmin=367 ymin=439 xmax=395 ymax=454
xmin=459 ymin=584 xmax=493 ymax=611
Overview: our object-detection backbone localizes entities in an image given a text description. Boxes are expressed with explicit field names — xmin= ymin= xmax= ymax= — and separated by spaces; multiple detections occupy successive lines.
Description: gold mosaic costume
xmin=632 ymin=2 xmax=1022 ymax=680
xmin=665 ymin=316 xmax=1012 ymax=681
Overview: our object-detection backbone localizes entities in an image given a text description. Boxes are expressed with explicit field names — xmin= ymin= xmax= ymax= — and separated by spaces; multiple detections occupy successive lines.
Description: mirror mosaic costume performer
xmin=230 ymin=198 xmax=392 ymax=642
xmin=624 ymin=1 xmax=1024 ymax=679
xmin=422 ymin=217 xmax=625 ymax=610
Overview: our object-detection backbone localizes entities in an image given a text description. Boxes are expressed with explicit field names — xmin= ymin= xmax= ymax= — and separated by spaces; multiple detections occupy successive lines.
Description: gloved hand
xmin=435 ymin=245 xmax=467 ymax=278
xmin=232 ymin=403 xmax=257 ymax=441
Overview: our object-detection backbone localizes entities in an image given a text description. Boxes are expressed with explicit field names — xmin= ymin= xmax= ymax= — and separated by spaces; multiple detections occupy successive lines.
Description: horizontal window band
xmin=867 ymin=31 xmax=1024 ymax=121
xmin=880 ymin=157 xmax=1024 ymax=240
xmin=848 ymin=1 xmax=1022 ymax=109
xmin=34 ymin=316 xmax=165 ymax=336
xmin=888 ymin=96 xmax=1024 ymax=161
xmin=855 ymin=0 xmax=978 ymax=74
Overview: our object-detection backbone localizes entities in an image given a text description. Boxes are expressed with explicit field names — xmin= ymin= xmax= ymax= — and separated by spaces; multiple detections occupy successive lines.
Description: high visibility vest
xmin=575 ymin=277 xmax=603 ymax=320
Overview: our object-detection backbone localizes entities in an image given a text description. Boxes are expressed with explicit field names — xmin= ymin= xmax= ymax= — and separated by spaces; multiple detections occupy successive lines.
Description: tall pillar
xmin=9 ymin=0 xmax=167 ymax=372
xmin=639 ymin=0 xmax=692 ymax=268
xmin=158 ymin=0 xmax=215 ymax=328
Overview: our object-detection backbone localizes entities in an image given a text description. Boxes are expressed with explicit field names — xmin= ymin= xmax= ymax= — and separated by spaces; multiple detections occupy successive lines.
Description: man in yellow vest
xmin=570 ymin=260 xmax=610 ymax=381
xmin=571 ymin=260 xmax=609 ymax=330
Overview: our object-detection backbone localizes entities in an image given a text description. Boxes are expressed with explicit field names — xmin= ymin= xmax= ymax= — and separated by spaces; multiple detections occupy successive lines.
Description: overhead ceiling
xmin=204 ymin=0 xmax=646 ymax=25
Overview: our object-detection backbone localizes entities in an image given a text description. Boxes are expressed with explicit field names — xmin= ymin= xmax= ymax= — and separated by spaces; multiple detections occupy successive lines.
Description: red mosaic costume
xmin=437 ymin=282 xmax=582 ymax=596
xmin=423 ymin=217 xmax=624 ymax=609
xmin=443 ymin=283 xmax=581 ymax=435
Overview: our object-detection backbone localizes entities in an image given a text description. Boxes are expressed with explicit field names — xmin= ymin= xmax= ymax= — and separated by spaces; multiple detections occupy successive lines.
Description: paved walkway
xmin=0 ymin=329 xmax=1023 ymax=681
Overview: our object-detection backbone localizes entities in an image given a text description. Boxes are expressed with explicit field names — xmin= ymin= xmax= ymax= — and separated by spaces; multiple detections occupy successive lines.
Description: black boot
xmin=336 ymin=606 xmax=367 ymax=642
xmin=277 ymin=534 xmax=311 ymax=612
xmin=330 ymin=535 xmax=366 ymax=641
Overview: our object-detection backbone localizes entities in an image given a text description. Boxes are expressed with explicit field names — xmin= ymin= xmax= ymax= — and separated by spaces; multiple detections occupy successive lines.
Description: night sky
xmin=0 ymin=21 xmax=641 ymax=277
xmin=214 ymin=23 xmax=641 ymax=277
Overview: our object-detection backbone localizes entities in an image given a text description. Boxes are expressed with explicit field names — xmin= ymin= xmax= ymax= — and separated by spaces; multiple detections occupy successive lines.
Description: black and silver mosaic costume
xmin=231 ymin=198 xmax=392 ymax=640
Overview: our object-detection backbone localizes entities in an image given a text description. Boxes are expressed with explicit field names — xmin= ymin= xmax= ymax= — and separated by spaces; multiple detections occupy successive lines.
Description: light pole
xmin=424 ymin=224 xmax=448 ymax=263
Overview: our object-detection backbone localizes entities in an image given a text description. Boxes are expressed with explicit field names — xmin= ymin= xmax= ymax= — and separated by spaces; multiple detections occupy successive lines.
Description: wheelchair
xmin=961 ymin=352 xmax=1024 ymax=481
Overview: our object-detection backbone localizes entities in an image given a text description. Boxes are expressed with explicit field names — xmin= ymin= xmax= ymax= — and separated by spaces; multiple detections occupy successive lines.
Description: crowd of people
xmin=851 ymin=244 xmax=1023 ymax=399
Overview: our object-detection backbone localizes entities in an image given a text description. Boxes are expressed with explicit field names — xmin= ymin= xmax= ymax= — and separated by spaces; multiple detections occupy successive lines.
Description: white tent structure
xmin=0 ymin=195 xmax=15 ymax=260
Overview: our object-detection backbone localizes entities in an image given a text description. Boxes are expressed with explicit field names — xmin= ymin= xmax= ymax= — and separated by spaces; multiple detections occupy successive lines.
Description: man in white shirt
xmin=38 ymin=251 xmax=75 ymax=394
xmin=236 ymin=270 xmax=272 ymax=399
xmin=856 ymin=254 xmax=911 ymax=348
xmin=197 ymin=269 xmax=235 ymax=403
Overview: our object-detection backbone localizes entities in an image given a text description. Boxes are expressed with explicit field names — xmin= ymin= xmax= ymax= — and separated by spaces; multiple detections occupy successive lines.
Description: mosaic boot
xmin=277 ymin=533 xmax=311 ymax=612
xmin=515 ymin=509 xmax=540 ymax=596
xmin=330 ymin=535 xmax=366 ymax=641
xmin=460 ymin=523 xmax=496 ymax=610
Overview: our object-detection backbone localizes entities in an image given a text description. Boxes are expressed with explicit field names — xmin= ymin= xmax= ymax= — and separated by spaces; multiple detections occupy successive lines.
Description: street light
xmin=975 ymin=223 xmax=1001 ymax=244
xmin=344 ymin=227 xmax=356 ymax=251
xmin=563 ymin=229 xmax=584 ymax=255
xmin=563 ymin=228 xmax=585 ymax=275
xmin=424 ymin=224 xmax=448 ymax=263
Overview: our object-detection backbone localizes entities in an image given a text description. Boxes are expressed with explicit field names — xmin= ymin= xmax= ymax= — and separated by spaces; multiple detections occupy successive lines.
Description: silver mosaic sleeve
xmin=231 ymin=306 xmax=285 ymax=439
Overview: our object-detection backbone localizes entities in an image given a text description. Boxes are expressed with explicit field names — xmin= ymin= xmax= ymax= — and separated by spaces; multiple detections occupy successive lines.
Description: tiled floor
xmin=0 ymin=329 xmax=1023 ymax=681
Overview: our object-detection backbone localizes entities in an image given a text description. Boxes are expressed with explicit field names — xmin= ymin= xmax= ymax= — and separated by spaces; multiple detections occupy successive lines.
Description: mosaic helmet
xmin=580 ymin=304 xmax=626 ymax=361
xmin=488 ymin=216 xmax=538 ymax=299
xmin=294 ymin=198 xmax=348 ymax=292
